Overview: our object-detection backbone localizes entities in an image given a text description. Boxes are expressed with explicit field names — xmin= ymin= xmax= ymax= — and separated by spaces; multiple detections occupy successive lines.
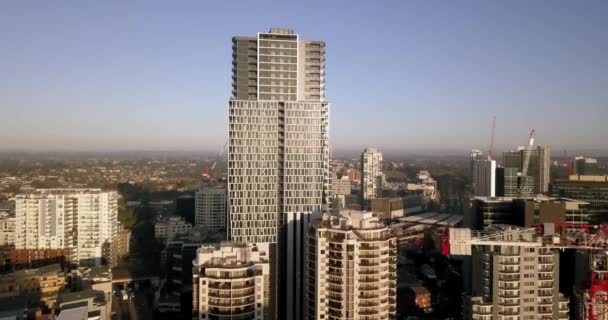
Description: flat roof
xmin=57 ymin=306 xmax=87 ymax=320
xmin=419 ymin=213 xmax=451 ymax=224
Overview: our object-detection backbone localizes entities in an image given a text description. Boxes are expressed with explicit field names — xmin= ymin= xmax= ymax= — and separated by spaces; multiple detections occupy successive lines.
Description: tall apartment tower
xmin=503 ymin=145 xmax=550 ymax=194
xmin=472 ymin=159 xmax=497 ymax=197
xmin=195 ymin=188 xmax=227 ymax=232
xmin=192 ymin=242 xmax=271 ymax=320
xmin=464 ymin=225 xmax=569 ymax=320
xmin=14 ymin=189 xmax=118 ymax=266
xmin=361 ymin=148 xmax=383 ymax=200
xmin=228 ymin=28 xmax=330 ymax=320
xmin=306 ymin=211 xmax=397 ymax=319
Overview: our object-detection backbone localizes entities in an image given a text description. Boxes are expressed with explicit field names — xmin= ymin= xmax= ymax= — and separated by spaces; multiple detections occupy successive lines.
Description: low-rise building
xmin=192 ymin=242 xmax=271 ymax=320
xmin=57 ymin=289 xmax=109 ymax=320
xmin=468 ymin=196 xmax=589 ymax=230
xmin=0 ymin=264 xmax=66 ymax=307
xmin=155 ymin=216 xmax=192 ymax=242
xmin=331 ymin=174 xmax=351 ymax=196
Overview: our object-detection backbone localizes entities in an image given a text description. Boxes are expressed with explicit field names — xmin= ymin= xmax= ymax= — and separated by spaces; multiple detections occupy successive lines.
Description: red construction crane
xmin=442 ymin=223 xmax=608 ymax=320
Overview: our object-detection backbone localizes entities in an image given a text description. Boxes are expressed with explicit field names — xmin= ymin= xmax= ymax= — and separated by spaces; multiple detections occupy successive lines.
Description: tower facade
xmin=361 ymin=148 xmax=383 ymax=200
xmin=228 ymin=28 xmax=330 ymax=320
xmin=472 ymin=159 xmax=497 ymax=197
xmin=502 ymin=145 xmax=550 ymax=194
xmin=195 ymin=188 xmax=226 ymax=231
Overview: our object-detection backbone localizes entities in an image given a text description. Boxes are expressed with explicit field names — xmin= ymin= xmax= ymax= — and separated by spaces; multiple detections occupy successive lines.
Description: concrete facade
xmin=466 ymin=226 xmax=569 ymax=320
xmin=13 ymin=189 xmax=117 ymax=266
xmin=228 ymin=28 xmax=330 ymax=320
xmin=195 ymin=188 xmax=226 ymax=231
xmin=361 ymin=148 xmax=383 ymax=200
xmin=307 ymin=211 xmax=397 ymax=320
xmin=192 ymin=242 xmax=271 ymax=320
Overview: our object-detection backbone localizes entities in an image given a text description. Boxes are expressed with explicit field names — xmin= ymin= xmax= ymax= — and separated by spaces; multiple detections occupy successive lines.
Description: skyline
xmin=1 ymin=1 xmax=607 ymax=153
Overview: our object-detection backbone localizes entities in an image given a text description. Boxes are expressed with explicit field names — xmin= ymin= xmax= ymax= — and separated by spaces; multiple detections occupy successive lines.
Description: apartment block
xmin=195 ymin=188 xmax=227 ymax=231
xmin=465 ymin=225 xmax=569 ymax=320
xmin=192 ymin=242 xmax=271 ymax=320
xmin=154 ymin=216 xmax=192 ymax=241
xmin=0 ymin=264 xmax=66 ymax=307
xmin=0 ymin=214 xmax=15 ymax=246
xmin=13 ymin=189 xmax=117 ymax=266
xmin=361 ymin=148 xmax=383 ymax=200
xmin=307 ymin=210 xmax=397 ymax=320
xmin=331 ymin=174 xmax=351 ymax=196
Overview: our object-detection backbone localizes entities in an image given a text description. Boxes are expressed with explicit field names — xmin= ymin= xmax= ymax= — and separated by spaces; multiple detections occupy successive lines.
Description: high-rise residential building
xmin=470 ymin=149 xmax=484 ymax=179
xmin=0 ymin=214 xmax=15 ymax=246
xmin=192 ymin=242 xmax=271 ymax=320
xmin=306 ymin=210 xmax=397 ymax=320
xmin=503 ymin=145 xmax=551 ymax=194
xmin=472 ymin=159 xmax=497 ymax=197
xmin=228 ymin=28 xmax=330 ymax=320
xmin=14 ymin=189 xmax=117 ymax=266
xmin=361 ymin=148 xmax=384 ymax=200
xmin=195 ymin=188 xmax=227 ymax=231
xmin=464 ymin=225 xmax=569 ymax=320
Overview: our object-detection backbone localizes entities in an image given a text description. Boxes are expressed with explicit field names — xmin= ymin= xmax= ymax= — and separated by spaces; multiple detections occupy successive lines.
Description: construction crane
xmin=203 ymin=139 xmax=228 ymax=178
xmin=488 ymin=116 xmax=496 ymax=160
xmin=518 ymin=129 xmax=535 ymax=196
xmin=441 ymin=223 xmax=608 ymax=320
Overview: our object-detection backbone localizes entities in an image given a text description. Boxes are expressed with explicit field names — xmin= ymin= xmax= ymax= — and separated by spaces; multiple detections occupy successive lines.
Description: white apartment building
xmin=472 ymin=159 xmax=497 ymax=197
xmin=192 ymin=242 xmax=271 ymax=320
xmin=465 ymin=225 xmax=569 ymax=320
xmin=0 ymin=214 xmax=15 ymax=245
xmin=307 ymin=210 xmax=397 ymax=320
xmin=195 ymin=188 xmax=226 ymax=231
xmin=13 ymin=189 xmax=117 ymax=266
xmin=154 ymin=216 xmax=192 ymax=241
xmin=361 ymin=148 xmax=383 ymax=200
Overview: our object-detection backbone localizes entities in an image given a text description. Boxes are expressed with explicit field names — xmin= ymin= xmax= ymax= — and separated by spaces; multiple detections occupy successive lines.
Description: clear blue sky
xmin=1 ymin=1 xmax=607 ymax=154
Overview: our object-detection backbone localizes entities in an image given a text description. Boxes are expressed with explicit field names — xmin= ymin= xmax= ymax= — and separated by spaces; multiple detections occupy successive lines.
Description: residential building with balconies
xmin=13 ymin=189 xmax=117 ymax=267
xmin=192 ymin=242 xmax=270 ymax=320
xmin=306 ymin=210 xmax=397 ymax=320
xmin=466 ymin=225 xmax=569 ymax=320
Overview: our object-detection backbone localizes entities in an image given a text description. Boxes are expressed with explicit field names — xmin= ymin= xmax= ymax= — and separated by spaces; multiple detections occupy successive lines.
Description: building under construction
xmin=443 ymin=223 xmax=608 ymax=320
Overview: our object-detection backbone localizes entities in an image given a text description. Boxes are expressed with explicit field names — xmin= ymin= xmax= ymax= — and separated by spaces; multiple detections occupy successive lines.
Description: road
xmin=111 ymin=286 xmax=153 ymax=320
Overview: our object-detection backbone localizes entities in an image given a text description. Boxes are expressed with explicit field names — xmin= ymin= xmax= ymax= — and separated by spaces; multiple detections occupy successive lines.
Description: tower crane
xmin=441 ymin=223 xmax=608 ymax=320
xmin=518 ymin=129 xmax=535 ymax=196
xmin=488 ymin=116 xmax=496 ymax=161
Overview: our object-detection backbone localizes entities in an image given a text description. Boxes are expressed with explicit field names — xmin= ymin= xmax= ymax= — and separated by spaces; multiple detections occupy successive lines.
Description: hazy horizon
xmin=1 ymin=1 xmax=607 ymax=153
